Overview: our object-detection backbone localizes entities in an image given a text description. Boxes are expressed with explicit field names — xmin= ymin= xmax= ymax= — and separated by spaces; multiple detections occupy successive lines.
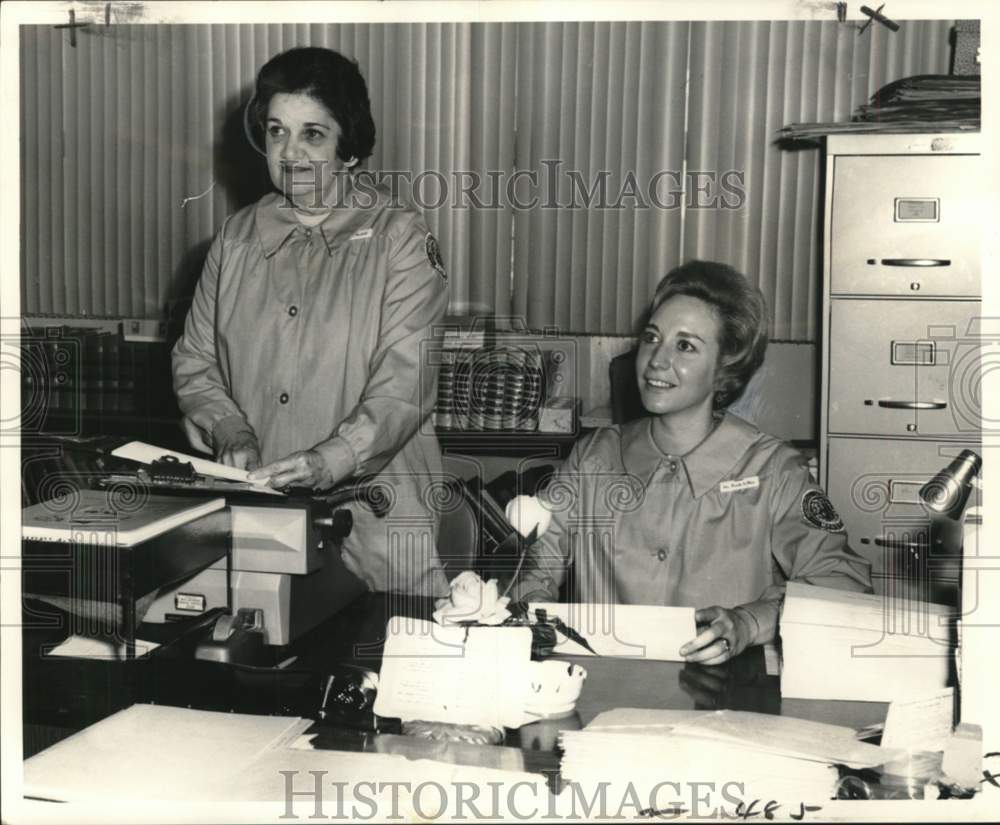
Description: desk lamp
xmin=919 ymin=450 xmax=982 ymax=521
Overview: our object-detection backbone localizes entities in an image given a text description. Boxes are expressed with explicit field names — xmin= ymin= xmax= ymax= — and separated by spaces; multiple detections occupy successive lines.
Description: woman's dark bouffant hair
xmin=648 ymin=260 xmax=769 ymax=410
xmin=249 ymin=47 xmax=376 ymax=164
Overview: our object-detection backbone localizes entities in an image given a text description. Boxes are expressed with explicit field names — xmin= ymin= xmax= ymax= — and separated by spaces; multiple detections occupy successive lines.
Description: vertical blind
xmin=20 ymin=22 xmax=517 ymax=319
xmin=512 ymin=19 xmax=954 ymax=338
xmin=21 ymin=19 xmax=954 ymax=338
xmin=511 ymin=22 xmax=690 ymax=333
xmin=682 ymin=20 xmax=954 ymax=340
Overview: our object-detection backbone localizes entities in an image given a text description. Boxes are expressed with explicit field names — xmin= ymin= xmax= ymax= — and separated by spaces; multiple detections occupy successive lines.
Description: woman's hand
xmin=248 ymin=449 xmax=334 ymax=491
xmin=181 ymin=416 xmax=213 ymax=455
xmin=679 ymin=605 xmax=755 ymax=665
xmin=217 ymin=432 xmax=262 ymax=472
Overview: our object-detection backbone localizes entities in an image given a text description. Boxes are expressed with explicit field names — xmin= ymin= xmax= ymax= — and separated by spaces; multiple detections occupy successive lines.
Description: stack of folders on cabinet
xmin=779 ymin=583 xmax=954 ymax=702
xmin=560 ymin=709 xmax=901 ymax=809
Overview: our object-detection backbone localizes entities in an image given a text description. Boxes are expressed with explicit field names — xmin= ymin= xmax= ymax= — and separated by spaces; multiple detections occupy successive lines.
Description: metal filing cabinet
xmin=819 ymin=133 xmax=982 ymax=601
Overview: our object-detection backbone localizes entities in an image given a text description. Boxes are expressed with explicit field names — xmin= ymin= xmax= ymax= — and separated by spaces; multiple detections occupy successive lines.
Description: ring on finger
xmin=720 ymin=637 xmax=731 ymax=653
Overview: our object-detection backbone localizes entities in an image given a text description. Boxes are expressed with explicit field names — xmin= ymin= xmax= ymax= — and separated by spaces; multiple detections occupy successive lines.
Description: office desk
xmin=278 ymin=591 xmax=887 ymax=723
xmin=25 ymin=590 xmax=890 ymax=772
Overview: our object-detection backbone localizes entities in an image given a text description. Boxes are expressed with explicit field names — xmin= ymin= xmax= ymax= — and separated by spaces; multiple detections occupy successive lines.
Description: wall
xmin=21 ymin=19 xmax=955 ymax=338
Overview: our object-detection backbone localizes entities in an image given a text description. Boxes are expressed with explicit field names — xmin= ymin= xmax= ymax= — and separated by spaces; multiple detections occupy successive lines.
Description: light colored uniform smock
xmin=172 ymin=185 xmax=449 ymax=597
xmin=511 ymin=412 xmax=873 ymax=633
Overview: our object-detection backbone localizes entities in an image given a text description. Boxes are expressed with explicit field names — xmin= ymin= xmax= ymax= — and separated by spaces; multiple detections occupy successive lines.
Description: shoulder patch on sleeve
xmin=425 ymin=233 xmax=447 ymax=282
xmin=800 ymin=489 xmax=845 ymax=533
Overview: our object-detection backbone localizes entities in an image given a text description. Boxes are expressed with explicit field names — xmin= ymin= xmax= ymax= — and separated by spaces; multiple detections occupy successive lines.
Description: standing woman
xmin=173 ymin=47 xmax=450 ymax=597
xmin=510 ymin=261 xmax=872 ymax=661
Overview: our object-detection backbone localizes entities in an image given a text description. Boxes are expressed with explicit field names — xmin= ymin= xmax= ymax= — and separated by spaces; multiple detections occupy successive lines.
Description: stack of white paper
xmin=559 ymin=708 xmax=899 ymax=812
xmin=23 ymin=704 xmax=311 ymax=802
xmin=24 ymin=703 xmax=554 ymax=810
xmin=780 ymin=582 xmax=955 ymax=702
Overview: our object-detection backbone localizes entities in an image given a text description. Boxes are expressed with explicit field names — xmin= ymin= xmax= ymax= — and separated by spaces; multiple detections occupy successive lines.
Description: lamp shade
xmin=919 ymin=450 xmax=982 ymax=520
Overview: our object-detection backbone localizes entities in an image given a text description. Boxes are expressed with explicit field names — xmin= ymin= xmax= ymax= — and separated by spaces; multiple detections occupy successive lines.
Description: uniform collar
xmin=620 ymin=412 xmax=759 ymax=498
xmin=254 ymin=181 xmax=378 ymax=258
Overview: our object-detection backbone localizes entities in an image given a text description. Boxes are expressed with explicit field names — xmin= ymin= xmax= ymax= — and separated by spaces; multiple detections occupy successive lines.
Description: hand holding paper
xmin=248 ymin=448 xmax=334 ymax=491
xmin=679 ymin=605 xmax=756 ymax=665
xmin=112 ymin=441 xmax=268 ymax=485
xmin=529 ymin=603 xmax=696 ymax=661
xmin=217 ymin=430 xmax=262 ymax=472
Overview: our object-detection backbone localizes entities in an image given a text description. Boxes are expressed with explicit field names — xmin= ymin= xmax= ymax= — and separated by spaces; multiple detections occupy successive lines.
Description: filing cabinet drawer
xmin=830 ymin=154 xmax=981 ymax=297
xmin=828 ymin=299 xmax=981 ymax=438
xmin=825 ymin=436 xmax=976 ymax=585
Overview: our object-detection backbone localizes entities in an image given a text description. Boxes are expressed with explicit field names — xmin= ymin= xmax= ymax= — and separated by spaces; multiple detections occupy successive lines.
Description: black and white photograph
xmin=1 ymin=0 xmax=997 ymax=821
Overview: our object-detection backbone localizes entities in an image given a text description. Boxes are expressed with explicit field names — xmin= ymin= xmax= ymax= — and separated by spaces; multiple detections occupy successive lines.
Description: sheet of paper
xmin=671 ymin=709 xmax=900 ymax=768
xmin=23 ymin=704 xmax=310 ymax=802
xmin=372 ymin=617 xmax=533 ymax=729
xmin=46 ymin=634 xmax=161 ymax=659
xmin=587 ymin=707 xmax=710 ymax=731
xmin=529 ymin=602 xmax=696 ymax=661
xmin=881 ymin=687 xmax=955 ymax=753
xmin=783 ymin=581 xmax=953 ymax=632
xmin=111 ymin=440 xmax=271 ymax=486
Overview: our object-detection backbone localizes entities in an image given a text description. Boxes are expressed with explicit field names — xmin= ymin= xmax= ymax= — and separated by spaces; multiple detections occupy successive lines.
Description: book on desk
xmin=22 ymin=489 xmax=225 ymax=545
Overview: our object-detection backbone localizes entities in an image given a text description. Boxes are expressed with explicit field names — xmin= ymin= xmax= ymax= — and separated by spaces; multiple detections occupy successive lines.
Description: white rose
xmin=433 ymin=570 xmax=511 ymax=626
xmin=505 ymin=495 xmax=552 ymax=539
xmin=448 ymin=570 xmax=486 ymax=610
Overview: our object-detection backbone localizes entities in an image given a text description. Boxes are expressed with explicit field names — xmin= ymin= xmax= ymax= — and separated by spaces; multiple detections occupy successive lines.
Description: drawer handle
xmin=877 ymin=400 xmax=947 ymax=410
xmin=873 ymin=538 xmax=926 ymax=554
xmin=878 ymin=258 xmax=951 ymax=267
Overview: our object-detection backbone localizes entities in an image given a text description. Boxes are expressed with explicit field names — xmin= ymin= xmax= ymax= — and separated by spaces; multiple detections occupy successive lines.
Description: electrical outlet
xmin=123 ymin=319 xmax=168 ymax=343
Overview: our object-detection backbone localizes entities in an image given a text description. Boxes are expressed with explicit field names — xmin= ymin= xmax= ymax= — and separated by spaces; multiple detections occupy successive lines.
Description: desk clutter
xmin=374 ymin=574 xmax=590 ymax=731
xmin=24 ymin=701 xmax=984 ymax=808
xmin=22 ymin=704 xmax=551 ymax=809
xmin=19 ymin=502 xmax=988 ymax=810
xmin=561 ymin=709 xmax=887 ymax=806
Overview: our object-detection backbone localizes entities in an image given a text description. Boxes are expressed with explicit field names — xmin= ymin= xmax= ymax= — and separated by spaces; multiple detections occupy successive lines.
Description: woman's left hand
xmin=679 ymin=605 xmax=754 ymax=665
xmin=248 ymin=449 xmax=334 ymax=491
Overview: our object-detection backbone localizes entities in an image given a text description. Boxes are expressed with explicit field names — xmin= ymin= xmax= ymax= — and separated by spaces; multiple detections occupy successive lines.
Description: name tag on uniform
xmin=350 ymin=228 xmax=374 ymax=241
xmin=720 ymin=475 xmax=759 ymax=494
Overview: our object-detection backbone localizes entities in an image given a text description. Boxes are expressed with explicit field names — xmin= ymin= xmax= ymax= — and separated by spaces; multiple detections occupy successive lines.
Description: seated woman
xmin=509 ymin=261 xmax=872 ymax=664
